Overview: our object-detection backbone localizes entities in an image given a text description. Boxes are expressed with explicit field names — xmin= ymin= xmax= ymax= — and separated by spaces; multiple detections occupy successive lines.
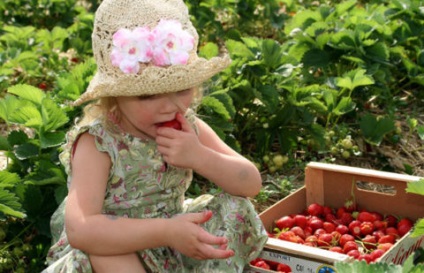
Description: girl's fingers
xmin=175 ymin=112 xmax=192 ymax=133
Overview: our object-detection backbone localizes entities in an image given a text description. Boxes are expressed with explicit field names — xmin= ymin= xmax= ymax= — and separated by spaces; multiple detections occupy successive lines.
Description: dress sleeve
xmin=59 ymin=122 xmax=116 ymax=181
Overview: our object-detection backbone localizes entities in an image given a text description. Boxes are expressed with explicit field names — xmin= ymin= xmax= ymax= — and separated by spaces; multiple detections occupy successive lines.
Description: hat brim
xmin=73 ymin=54 xmax=231 ymax=106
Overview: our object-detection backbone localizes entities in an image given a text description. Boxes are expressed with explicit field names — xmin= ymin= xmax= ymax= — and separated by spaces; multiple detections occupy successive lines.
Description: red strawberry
xmin=343 ymin=240 xmax=358 ymax=254
xmin=305 ymin=235 xmax=318 ymax=247
xmin=360 ymin=221 xmax=374 ymax=236
xmin=276 ymin=263 xmax=292 ymax=272
xmin=370 ymin=249 xmax=385 ymax=261
xmin=378 ymin=243 xmax=393 ymax=252
xmin=290 ymin=226 xmax=306 ymax=239
xmin=339 ymin=234 xmax=355 ymax=247
xmin=317 ymin=233 xmax=333 ymax=247
xmin=385 ymin=227 xmax=399 ymax=239
xmin=335 ymin=224 xmax=349 ymax=235
xmin=348 ymin=220 xmax=362 ymax=237
xmin=323 ymin=222 xmax=336 ymax=233
xmin=307 ymin=203 xmax=324 ymax=217
xmin=159 ymin=119 xmax=182 ymax=130
xmin=254 ymin=260 xmax=270 ymax=269
xmin=385 ymin=215 xmax=398 ymax=227
xmin=373 ymin=220 xmax=387 ymax=230
xmin=346 ymin=249 xmax=361 ymax=259
xmin=378 ymin=234 xmax=395 ymax=244
xmin=397 ymin=218 xmax=413 ymax=237
xmin=372 ymin=230 xmax=385 ymax=241
xmin=329 ymin=246 xmax=344 ymax=253
xmin=339 ymin=212 xmax=354 ymax=226
xmin=308 ymin=217 xmax=324 ymax=231
xmin=293 ymin=214 xmax=308 ymax=229
xmin=358 ymin=253 xmax=373 ymax=264
xmin=357 ymin=211 xmax=377 ymax=223
xmin=276 ymin=216 xmax=295 ymax=230
xmin=362 ymin=235 xmax=377 ymax=250
xmin=322 ymin=206 xmax=333 ymax=216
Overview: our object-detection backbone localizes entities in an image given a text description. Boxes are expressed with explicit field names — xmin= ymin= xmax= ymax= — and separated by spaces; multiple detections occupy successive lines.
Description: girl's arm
xmin=193 ymin=117 xmax=262 ymax=197
xmin=65 ymin=133 xmax=233 ymax=258
xmin=156 ymin=114 xmax=262 ymax=197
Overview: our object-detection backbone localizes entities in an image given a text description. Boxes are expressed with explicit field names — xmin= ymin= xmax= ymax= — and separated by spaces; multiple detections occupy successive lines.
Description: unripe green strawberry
xmin=341 ymin=139 xmax=353 ymax=149
xmin=273 ymin=154 xmax=288 ymax=167
xmin=342 ymin=150 xmax=350 ymax=159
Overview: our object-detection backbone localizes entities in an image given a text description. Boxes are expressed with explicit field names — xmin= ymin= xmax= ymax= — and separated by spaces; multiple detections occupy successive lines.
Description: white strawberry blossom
xmin=110 ymin=20 xmax=195 ymax=74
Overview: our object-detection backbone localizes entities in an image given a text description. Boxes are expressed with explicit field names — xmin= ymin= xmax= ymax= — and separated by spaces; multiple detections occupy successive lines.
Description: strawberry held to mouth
xmin=158 ymin=119 xmax=182 ymax=130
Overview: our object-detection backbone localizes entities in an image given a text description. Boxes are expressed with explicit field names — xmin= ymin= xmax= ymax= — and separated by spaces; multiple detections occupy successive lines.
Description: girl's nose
xmin=161 ymin=93 xmax=182 ymax=113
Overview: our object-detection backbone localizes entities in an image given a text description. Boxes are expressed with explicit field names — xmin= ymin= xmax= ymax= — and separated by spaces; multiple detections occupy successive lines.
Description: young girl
xmin=42 ymin=0 xmax=268 ymax=272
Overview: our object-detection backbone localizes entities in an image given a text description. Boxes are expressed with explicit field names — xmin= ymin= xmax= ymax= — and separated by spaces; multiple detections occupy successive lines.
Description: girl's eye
xmin=138 ymin=94 xmax=156 ymax=100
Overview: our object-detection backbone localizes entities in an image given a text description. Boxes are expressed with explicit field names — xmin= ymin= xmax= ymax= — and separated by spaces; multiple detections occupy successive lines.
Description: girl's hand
xmin=156 ymin=112 xmax=202 ymax=168
xmin=167 ymin=211 xmax=234 ymax=260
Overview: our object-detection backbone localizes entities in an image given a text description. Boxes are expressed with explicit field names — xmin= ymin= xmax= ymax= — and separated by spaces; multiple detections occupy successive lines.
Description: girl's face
xmin=115 ymin=89 xmax=195 ymax=139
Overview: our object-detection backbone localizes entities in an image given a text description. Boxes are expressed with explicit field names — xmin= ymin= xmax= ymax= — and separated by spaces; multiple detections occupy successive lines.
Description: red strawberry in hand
xmin=159 ymin=119 xmax=182 ymax=130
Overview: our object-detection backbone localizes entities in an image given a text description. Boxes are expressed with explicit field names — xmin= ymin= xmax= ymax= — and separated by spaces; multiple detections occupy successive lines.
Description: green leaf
xmin=335 ymin=0 xmax=357 ymax=15
xmin=7 ymin=130 xmax=29 ymax=146
xmin=302 ymin=48 xmax=331 ymax=68
xmin=417 ymin=126 xmax=424 ymax=140
xmin=14 ymin=143 xmax=39 ymax=160
xmin=7 ymin=84 xmax=45 ymax=105
xmin=0 ymin=188 xmax=26 ymax=218
xmin=0 ymin=95 xmax=22 ymax=123
xmin=9 ymin=104 xmax=42 ymax=128
xmin=200 ymin=96 xmax=231 ymax=120
xmin=333 ymin=96 xmax=356 ymax=115
xmin=406 ymin=179 xmax=424 ymax=195
xmin=15 ymin=184 xmax=43 ymax=220
xmin=257 ymin=85 xmax=280 ymax=113
xmin=336 ymin=69 xmax=375 ymax=91
xmin=226 ymin=39 xmax=255 ymax=59
xmin=41 ymin=98 xmax=69 ymax=131
xmin=199 ymin=42 xmax=219 ymax=59
xmin=360 ymin=114 xmax=396 ymax=146
xmin=330 ymin=29 xmax=357 ymax=50
xmin=410 ymin=218 xmax=424 ymax=238
xmin=51 ymin=26 xmax=69 ymax=48
xmin=0 ymin=171 xmax=21 ymax=188
xmin=0 ymin=136 xmax=11 ymax=151
xmin=366 ymin=42 xmax=389 ymax=62
xmin=54 ymin=184 xmax=68 ymax=204
xmin=262 ymin=39 xmax=283 ymax=69
xmin=40 ymin=131 xmax=66 ymax=149
xmin=209 ymin=90 xmax=236 ymax=117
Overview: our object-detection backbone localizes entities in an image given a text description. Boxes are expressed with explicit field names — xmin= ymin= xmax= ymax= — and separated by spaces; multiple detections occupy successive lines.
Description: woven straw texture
xmin=74 ymin=0 xmax=231 ymax=105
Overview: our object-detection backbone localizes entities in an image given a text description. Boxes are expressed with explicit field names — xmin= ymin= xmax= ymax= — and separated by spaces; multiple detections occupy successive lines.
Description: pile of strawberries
xmin=269 ymin=202 xmax=414 ymax=264
xmin=249 ymin=258 xmax=292 ymax=272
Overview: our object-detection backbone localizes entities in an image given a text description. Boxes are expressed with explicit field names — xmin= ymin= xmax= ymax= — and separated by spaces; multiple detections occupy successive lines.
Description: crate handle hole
xmin=356 ymin=181 xmax=397 ymax=196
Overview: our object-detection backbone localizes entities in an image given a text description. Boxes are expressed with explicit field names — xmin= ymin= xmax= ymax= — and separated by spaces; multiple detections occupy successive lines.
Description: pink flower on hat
xmin=111 ymin=27 xmax=153 ymax=74
xmin=110 ymin=20 xmax=194 ymax=74
xmin=151 ymin=19 xmax=195 ymax=66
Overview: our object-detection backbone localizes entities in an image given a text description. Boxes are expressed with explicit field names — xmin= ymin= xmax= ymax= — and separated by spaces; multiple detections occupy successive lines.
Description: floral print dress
xmin=42 ymin=117 xmax=267 ymax=273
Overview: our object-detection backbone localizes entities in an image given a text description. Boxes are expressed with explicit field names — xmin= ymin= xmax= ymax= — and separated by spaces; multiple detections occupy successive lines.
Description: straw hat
xmin=74 ymin=0 xmax=231 ymax=106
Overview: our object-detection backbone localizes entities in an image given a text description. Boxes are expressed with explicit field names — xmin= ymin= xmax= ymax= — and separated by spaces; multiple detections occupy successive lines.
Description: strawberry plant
xmin=195 ymin=0 xmax=424 ymax=176
xmin=0 ymin=58 xmax=94 ymax=271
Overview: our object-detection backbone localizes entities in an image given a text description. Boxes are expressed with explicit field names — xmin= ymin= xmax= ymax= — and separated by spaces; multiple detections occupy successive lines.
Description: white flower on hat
xmin=110 ymin=20 xmax=194 ymax=74
xmin=110 ymin=27 xmax=153 ymax=74
xmin=151 ymin=19 xmax=195 ymax=66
